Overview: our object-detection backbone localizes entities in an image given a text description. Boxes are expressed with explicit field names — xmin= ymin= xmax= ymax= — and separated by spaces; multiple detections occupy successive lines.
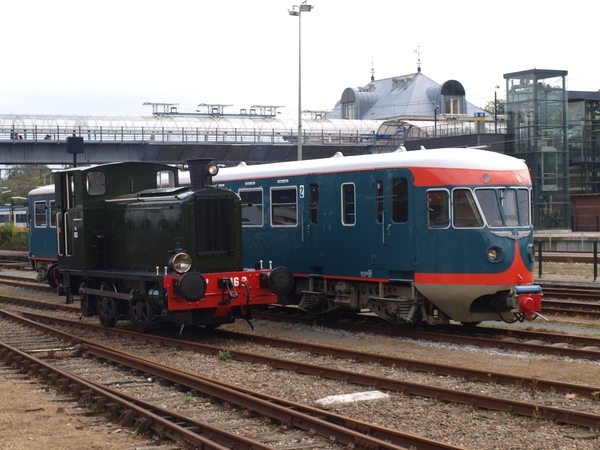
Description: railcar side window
xmin=50 ymin=200 xmax=57 ymax=228
xmin=427 ymin=190 xmax=449 ymax=227
xmin=376 ymin=179 xmax=383 ymax=223
xmin=239 ymin=189 xmax=263 ymax=227
xmin=86 ymin=171 xmax=106 ymax=196
xmin=309 ymin=183 xmax=319 ymax=224
xmin=391 ymin=177 xmax=408 ymax=223
xmin=34 ymin=201 xmax=47 ymax=227
xmin=475 ymin=189 xmax=503 ymax=227
xmin=453 ymin=189 xmax=483 ymax=227
xmin=271 ymin=187 xmax=297 ymax=227
xmin=342 ymin=183 xmax=356 ymax=225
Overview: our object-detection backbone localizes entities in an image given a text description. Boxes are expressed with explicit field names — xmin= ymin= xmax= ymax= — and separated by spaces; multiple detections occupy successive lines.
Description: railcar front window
xmin=475 ymin=189 xmax=503 ymax=227
xmin=502 ymin=189 xmax=519 ymax=226
xmin=427 ymin=190 xmax=449 ymax=227
xmin=271 ymin=187 xmax=297 ymax=227
xmin=453 ymin=189 xmax=483 ymax=227
xmin=239 ymin=189 xmax=263 ymax=227
xmin=517 ymin=189 xmax=531 ymax=226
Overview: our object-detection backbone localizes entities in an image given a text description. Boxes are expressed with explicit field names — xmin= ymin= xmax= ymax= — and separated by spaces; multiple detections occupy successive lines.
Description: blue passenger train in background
xmin=28 ymin=147 xmax=543 ymax=328
xmin=0 ymin=203 xmax=28 ymax=230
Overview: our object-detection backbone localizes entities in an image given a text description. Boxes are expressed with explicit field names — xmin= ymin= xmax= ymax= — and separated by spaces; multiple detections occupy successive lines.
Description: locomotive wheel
xmin=130 ymin=298 xmax=155 ymax=333
xmin=97 ymin=281 xmax=119 ymax=328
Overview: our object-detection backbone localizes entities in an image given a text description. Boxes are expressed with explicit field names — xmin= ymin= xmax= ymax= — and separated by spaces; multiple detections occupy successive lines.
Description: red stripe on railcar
xmin=415 ymin=241 xmax=533 ymax=286
xmin=411 ymin=167 xmax=531 ymax=187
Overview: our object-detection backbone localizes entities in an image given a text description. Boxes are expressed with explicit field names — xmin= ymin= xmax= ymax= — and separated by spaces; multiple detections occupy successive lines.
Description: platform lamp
xmin=288 ymin=1 xmax=313 ymax=161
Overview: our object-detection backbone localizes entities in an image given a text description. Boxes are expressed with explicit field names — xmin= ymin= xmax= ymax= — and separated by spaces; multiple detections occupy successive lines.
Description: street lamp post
xmin=432 ymin=102 xmax=439 ymax=138
xmin=288 ymin=1 xmax=313 ymax=161
xmin=494 ymin=85 xmax=500 ymax=133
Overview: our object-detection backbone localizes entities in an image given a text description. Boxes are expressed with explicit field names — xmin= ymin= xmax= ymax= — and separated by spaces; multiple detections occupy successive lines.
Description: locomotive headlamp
xmin=169 ymin=252 xmax=192 ymax=274
xmin=486 ymin=246 xmax=504 ymax=263
xmin=207 ymin=163 xmax=219 ymax=176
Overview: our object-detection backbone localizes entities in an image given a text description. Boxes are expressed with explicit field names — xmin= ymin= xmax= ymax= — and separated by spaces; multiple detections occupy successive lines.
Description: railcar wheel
xmin=46 ymin=263 xmax=60 ymax=289
xmin=130 ymin=298 xmax=155 ymax=333
xmin=97 ymin=281 xmax=119 ymax=328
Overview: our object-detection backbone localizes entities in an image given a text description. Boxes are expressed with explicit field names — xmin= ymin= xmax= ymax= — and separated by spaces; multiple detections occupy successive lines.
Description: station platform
xmin=534 ymin=230 xmax=600 ymax=251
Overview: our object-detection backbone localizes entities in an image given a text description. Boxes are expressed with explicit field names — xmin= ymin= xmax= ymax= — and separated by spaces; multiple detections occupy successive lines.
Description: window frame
xmin=34 ymin=200 xmax=47 ymax=228
xmin=270 ymin=186 xmax=298 ymax=227
xmin=239 ymin=188 xmax=264 ymax=227
xmin=341 ymin=182 xmax=356 ymax=226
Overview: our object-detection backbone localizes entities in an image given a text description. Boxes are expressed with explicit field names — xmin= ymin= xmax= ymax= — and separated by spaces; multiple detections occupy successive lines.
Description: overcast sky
xmin=2 ymin=0 xmax=598 ymax=118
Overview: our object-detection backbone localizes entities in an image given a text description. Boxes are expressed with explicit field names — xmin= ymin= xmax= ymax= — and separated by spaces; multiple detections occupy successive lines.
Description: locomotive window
xmin=475 ymin=189 xmax=503 ymax=227
xmin=271 ymin=187 xmax=297 ymax=227
xmin=391 ymin=177 xmax=408 ymax=223
xmin=342 ymin=183 xmax=356 ymax=225
xmin=427 ymin=190 xmax=449 ymax=227
xmin=376 ymin=179 xmax=383 ymax=223
xmin=452 ymin=189 xmax=483 ymax=227
xmin=309 ymin=183 xmax=319 ymax=224
xmin=86 ymin=171 xmax=106 ymax=196
xmin=50 ymin=200 xmax=57 ymax=228
xmin=34 ymin=201 xmax=47 ymax=227
xmin=239 ymin=188 xmax=263 ymax=227
xmin=157 ymin=170 xmax=176 ymax=188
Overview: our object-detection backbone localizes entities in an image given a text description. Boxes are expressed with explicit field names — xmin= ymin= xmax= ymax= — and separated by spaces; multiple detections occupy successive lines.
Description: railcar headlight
xmin=207 ymin=163 xmax=219 ymax=176
xmin=487 ymin=246 xmax=504 ymax=263
xmin=169 ymin=252 xmax=192 ymax=274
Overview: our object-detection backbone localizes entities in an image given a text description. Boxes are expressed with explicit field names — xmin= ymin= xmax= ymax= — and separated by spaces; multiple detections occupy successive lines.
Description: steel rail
xmin=17 ymin=310 xmax=600 ymax=431
xmin=2 ymin=309 xmax=455 ymax=450
xmin=21 ymin=310 xmax=600 ymax=399
xmin=0 ymin=343 xmax=246 ymax=450
xmin=252 ymin=310 xmax=600 ymax=360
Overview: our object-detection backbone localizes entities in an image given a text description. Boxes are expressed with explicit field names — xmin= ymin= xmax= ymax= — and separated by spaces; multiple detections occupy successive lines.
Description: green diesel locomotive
xmin=52 ymin=158 xmax=292 ymax=332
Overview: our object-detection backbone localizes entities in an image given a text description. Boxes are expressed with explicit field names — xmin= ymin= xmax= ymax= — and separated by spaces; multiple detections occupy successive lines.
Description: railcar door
xmin=371 ymin=169 xmax=415 ymax=280
xmin=302 ymin=175 xmax=324 ymax=274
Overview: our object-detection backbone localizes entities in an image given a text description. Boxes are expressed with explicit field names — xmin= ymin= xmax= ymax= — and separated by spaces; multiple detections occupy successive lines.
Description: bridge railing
xmin=0 ymin=125 xmax=379 ymax=146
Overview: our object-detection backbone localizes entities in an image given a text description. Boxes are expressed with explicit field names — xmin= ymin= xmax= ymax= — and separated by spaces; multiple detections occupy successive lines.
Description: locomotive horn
xmin=186 ymin=158 xmax=219 ymax=188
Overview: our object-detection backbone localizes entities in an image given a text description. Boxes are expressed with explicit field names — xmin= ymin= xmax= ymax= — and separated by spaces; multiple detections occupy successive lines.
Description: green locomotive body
xmin=54 ymin=159 xmax=291 ymax=332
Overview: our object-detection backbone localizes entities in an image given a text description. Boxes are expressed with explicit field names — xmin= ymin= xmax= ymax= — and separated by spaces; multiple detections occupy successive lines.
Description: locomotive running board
xmin=79 ymin=287 xmax=133 ymax=301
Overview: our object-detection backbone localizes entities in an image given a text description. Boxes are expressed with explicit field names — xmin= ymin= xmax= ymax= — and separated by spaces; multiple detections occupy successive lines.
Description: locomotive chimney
xmin=186 ymin=158 xmax=218 ymax=188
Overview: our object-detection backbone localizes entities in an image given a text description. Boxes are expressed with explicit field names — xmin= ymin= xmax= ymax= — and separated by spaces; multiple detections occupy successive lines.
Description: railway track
xmin=1 ymin=308 xmax=462 ymax=450
xmin=2 ymin=288 xmax=600 ymax=447
xmin=5 ymin=308 xmax=600 ymax=434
